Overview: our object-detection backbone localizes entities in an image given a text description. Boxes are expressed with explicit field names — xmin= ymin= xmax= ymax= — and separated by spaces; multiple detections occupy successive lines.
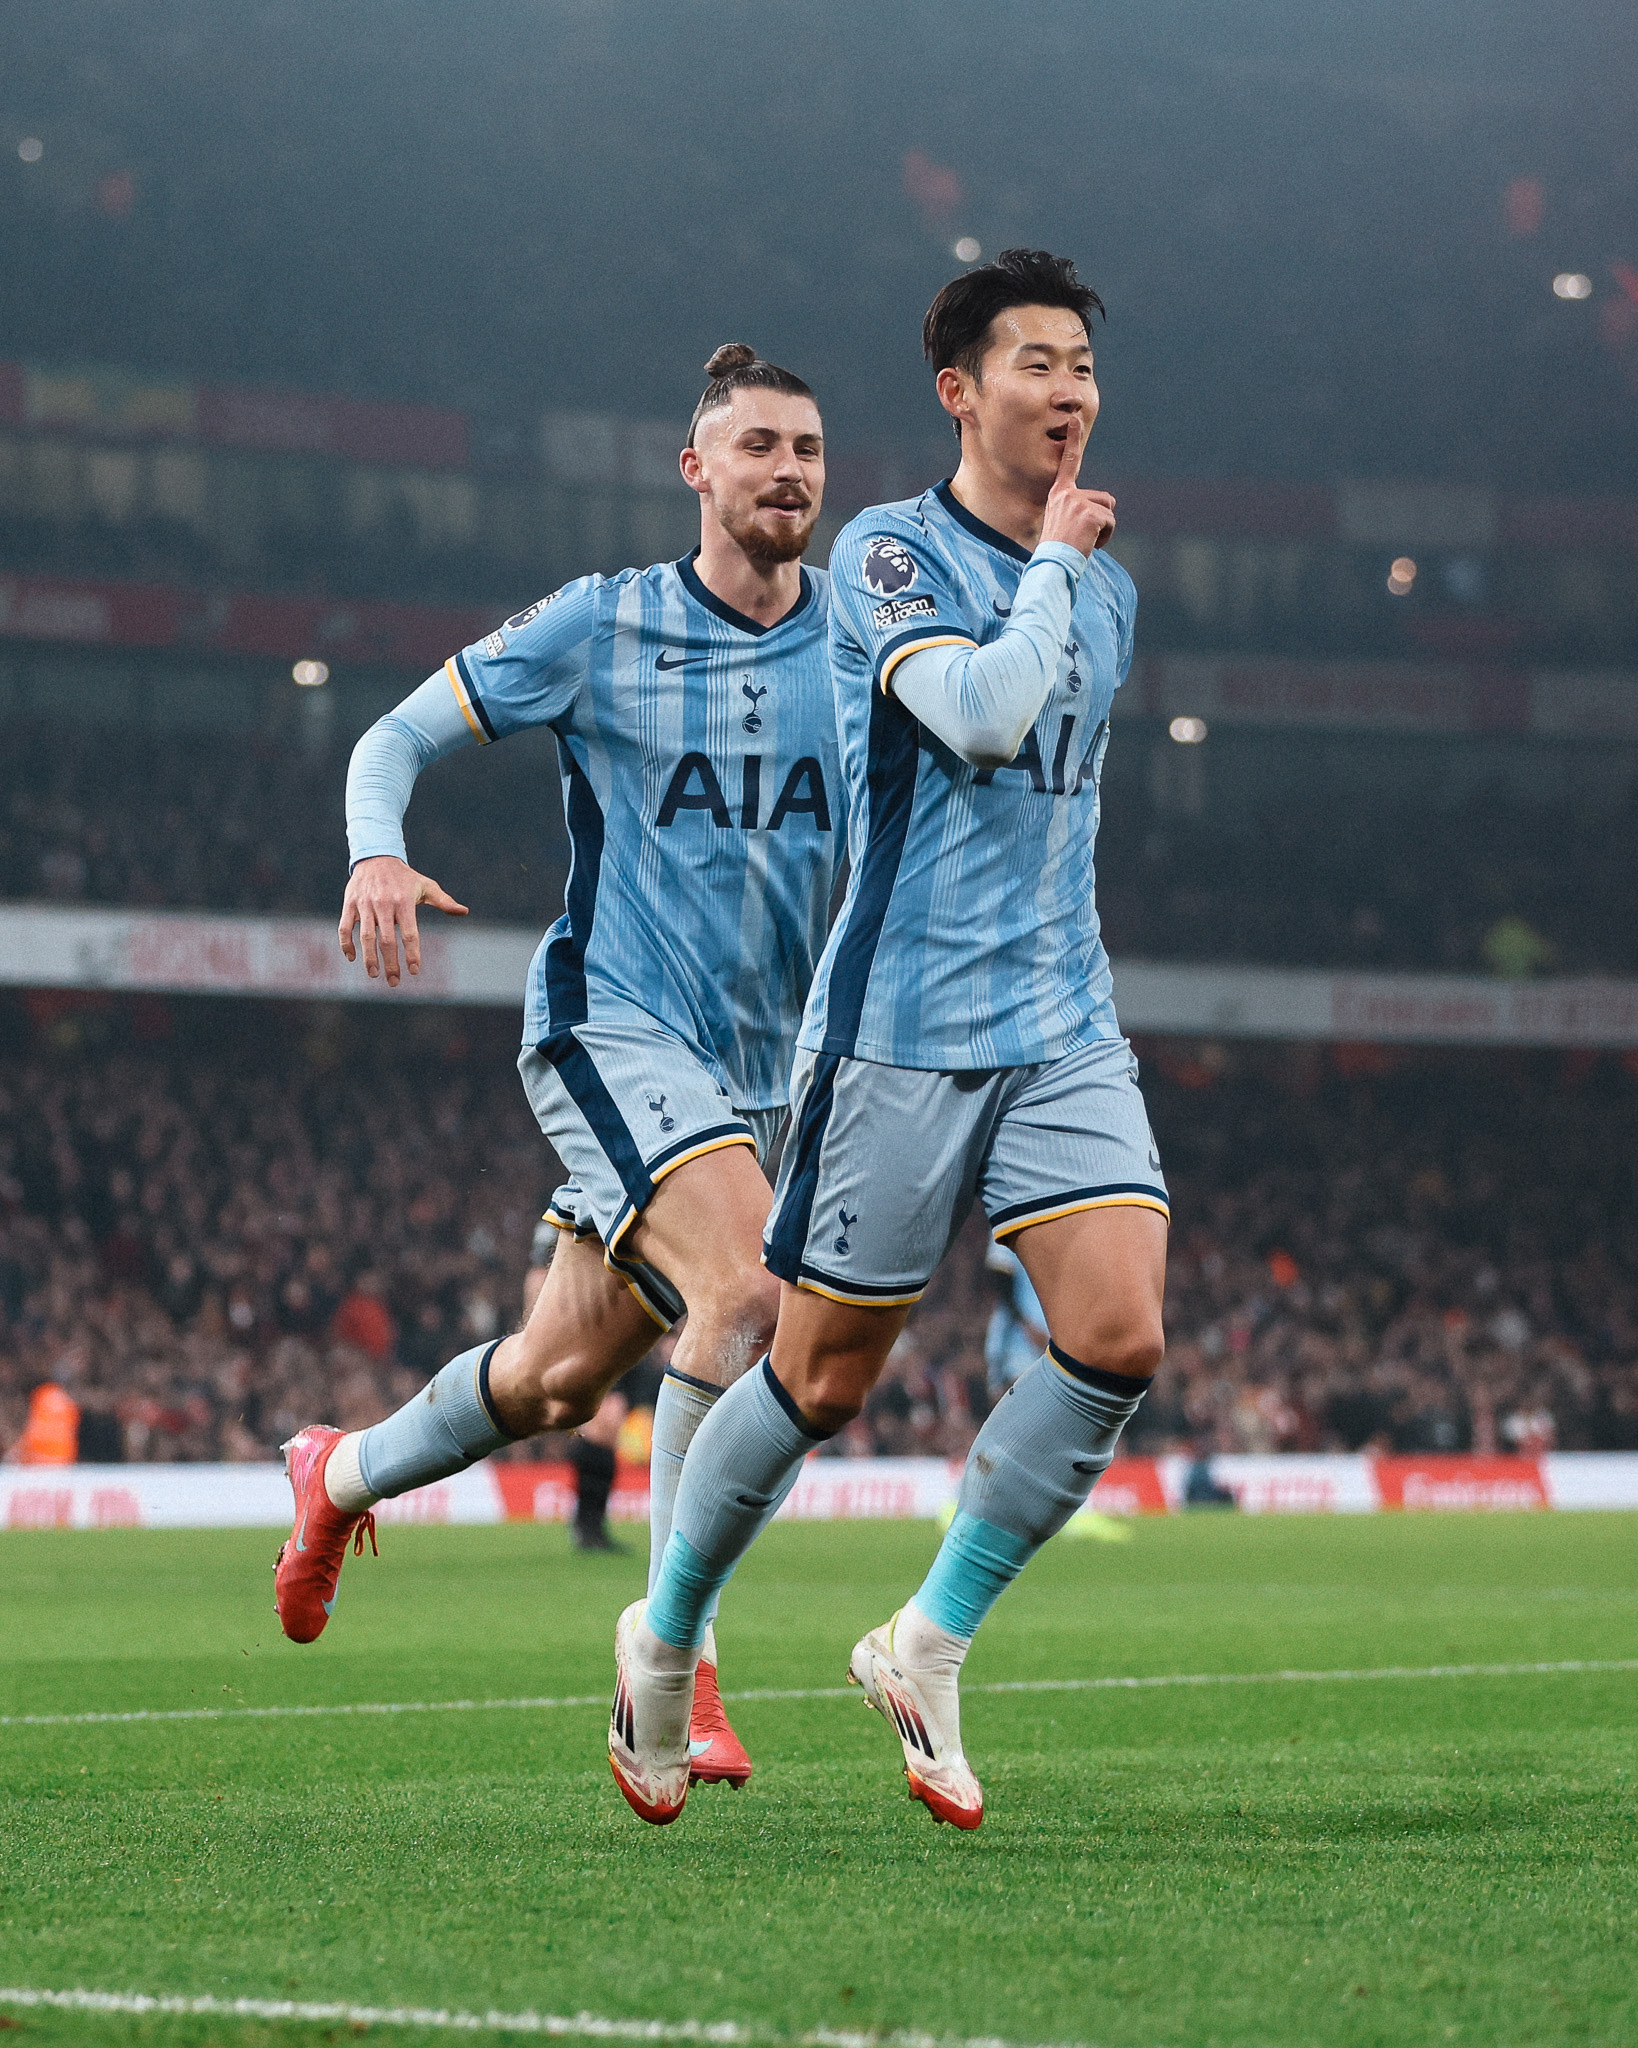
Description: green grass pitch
xmin=1 ymin=1511 xmax=1635 ymax=2048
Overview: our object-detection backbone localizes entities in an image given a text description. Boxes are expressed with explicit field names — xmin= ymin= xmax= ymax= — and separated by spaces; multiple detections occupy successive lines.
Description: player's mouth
xmin=759 ymin=495 xmax=810 ymax=514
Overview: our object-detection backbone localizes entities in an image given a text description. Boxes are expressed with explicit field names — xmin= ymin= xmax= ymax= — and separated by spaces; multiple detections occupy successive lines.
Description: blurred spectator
xmin=332 ymin=1273 xmax=397 ymax=1362
xmin=1482 ymin=916 xmax=1556 ymax=980
xmin=6 ymin=1379 xmax=79 ymax=1464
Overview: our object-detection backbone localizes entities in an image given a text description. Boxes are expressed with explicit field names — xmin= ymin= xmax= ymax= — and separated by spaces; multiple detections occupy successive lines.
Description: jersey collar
xmin=675 ymin=550 xmax=813 ymax=636
xmin=932 ymin=479 xmax=1033 ymax=565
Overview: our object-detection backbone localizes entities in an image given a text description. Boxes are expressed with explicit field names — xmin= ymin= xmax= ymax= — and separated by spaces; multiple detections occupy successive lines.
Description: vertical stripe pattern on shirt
xmin=543 ymin=737 xmax=607 ymax=1031
xmin=818 ymin=691 xmax=920 ymax=1055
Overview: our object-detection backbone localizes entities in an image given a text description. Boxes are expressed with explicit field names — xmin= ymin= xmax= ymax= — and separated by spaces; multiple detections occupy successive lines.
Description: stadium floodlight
xmin=292 ymin=659 xmax=330 ymax=687
xmin=1168 ymin=715 xmax=1208 ymax=744
xmin=952 ymin=236 xmax=982 ymax=262
xmin=1387 ymin=556 xmax=1417 ymax=596
xmin=18 ymin=137 xmax=43 ymax=162
xmin=1552 ymin=273 xmax=1592 ymax=300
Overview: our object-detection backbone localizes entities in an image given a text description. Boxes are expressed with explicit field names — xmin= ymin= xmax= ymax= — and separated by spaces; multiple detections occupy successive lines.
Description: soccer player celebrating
xmin=273 ymin=345 xmax=839 ymax=1801
xmin=624 ymin=251 xmax=1167 ymax=1828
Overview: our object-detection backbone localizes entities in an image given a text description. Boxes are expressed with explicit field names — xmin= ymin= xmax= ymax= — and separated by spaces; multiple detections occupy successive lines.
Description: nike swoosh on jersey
xmin=656 ymin=650 xmax=707 ymax=671
xmin=993 ymin=600 xmax=1012 ymax=616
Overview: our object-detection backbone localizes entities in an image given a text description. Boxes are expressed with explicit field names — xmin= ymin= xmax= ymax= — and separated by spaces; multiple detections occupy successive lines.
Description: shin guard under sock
xmin=353 ymin=1342 xmax=514 ymax=1501
xmin=647 ymin=1368 xmax=721 ymax=1599
xmin=645 ymin=1357 xmax=828 ymax=1650
xmin=914 ymin=1345 xmax=1147 ymax=1641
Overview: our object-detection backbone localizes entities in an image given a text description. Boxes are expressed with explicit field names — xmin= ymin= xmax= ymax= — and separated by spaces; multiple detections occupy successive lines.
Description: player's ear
xmin=679 ymin=444 xmax=708 ymax=496
xmin=935 ymin=365 xmax=975 ymax=431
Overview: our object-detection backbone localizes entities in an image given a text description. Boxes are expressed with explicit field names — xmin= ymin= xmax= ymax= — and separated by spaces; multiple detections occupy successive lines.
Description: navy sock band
xmin=357 ymin=1341 xmax=514 ymax=1500
xmin=761 ymin=1356 xmax=834 ymax=1442
xmin=475 ymin=1339 xmax=513 ymax=1437
xmin=663 ymin=1365 xmax=721 ymax=1398
xmin=1049 ymin=1341 xmax=1153 ymax=1399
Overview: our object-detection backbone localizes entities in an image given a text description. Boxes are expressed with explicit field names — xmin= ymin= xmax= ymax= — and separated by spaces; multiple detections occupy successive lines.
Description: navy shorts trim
xmin=989 ymin=1181 xmax=1172 ymax=1232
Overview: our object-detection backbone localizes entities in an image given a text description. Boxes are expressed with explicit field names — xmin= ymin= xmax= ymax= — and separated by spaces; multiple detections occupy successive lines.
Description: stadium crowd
xmin=5 ymin=716 xmax=1634 ymax=976
xmin=2 ymin=1007 xmax=1634 ymax=1467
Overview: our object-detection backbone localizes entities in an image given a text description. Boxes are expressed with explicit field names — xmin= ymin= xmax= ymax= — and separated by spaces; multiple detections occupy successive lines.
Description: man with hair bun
xmin=273 ymin=345 xmax=837 ymax=1809
xmin=634 ymin=251 xmax=1167 ymax=1830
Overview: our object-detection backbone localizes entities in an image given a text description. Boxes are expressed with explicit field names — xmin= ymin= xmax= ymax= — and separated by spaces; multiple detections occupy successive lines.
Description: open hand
xmin=338 ymin=855 xmax=468 ymax=988
xmin=1039 ymin=415 xmax=1116 ymax=557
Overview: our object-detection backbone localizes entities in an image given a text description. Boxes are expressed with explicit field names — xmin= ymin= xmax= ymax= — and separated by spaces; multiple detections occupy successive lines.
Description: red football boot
xmin=273 ymin=1425 xmax=377 ymax=1643
xmin=688 ymin=1640 xmax=753 ymax=1788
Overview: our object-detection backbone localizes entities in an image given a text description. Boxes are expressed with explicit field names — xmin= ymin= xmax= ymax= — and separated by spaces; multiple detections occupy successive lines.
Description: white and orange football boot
xmin=609 ymin=1600 xmax=694 ymax=1825
xmin=847 ymin=1610 xmax=984 ymax=1829
xmin=688 ymin=1624 xmax=753 ymax=1788
xmin=273 ymin=1425 xmax=377 ymax=1643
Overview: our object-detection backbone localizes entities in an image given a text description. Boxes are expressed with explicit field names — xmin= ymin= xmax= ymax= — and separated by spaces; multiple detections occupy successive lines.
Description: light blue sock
xmin=356 ymin=1341 xmax=514 ymax=1499
xmin=645 ymin=1357 xmax=827 ymax=1650
xmin=647 ymin=1367 xmax=720 ymax=1598
xmin=647 ymin=1368 xmax=723 ymax=1625
xmin=914 ymin=1345 xmax=1147 ymax=1641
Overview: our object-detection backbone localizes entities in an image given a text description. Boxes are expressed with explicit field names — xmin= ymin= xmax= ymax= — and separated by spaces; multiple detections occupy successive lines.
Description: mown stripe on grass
xmin=3 ymin=1658 xmax=1635 ymax=1731
xmin=0 ymin=1986 xmax=1091 ymax=2048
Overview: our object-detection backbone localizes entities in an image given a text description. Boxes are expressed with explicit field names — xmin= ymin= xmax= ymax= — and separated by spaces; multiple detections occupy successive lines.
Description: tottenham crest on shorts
xmin=861 ymin=537 xmax=918 ymax=597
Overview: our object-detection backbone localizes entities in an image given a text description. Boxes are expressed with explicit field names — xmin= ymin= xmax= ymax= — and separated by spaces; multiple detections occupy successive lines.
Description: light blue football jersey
xmin=800 ymin=481 xmax=1134 ymax=1071
xmin=447 ymin=554 xmax=839 ymax=1109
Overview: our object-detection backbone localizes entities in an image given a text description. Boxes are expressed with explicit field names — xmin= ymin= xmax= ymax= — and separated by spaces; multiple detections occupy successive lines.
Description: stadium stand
xmin=3 ymin=712 xmax=1633 ymax=976
xmin=2 ymin=997 xmax=1634 ymax=1466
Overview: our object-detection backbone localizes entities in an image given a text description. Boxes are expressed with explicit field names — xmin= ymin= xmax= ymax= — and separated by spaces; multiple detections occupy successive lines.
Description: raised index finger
xmin=1054 ymin=413 xmax=1085 ymax=487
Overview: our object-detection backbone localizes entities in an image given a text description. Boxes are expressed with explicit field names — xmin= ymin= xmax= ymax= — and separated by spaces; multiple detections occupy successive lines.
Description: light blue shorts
xmin=519 ymin=1013 xmax=782 ymax=1329
xmin=763 ymin=1036 xmax=1167 ymax=1308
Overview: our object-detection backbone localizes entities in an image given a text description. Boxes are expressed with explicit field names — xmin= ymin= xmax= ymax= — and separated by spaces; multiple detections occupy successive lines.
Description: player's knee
xmin=688 ymin=1261 xmax=780 ymax=1360
xmin=805 ymin=1391 xmax=865 ymax=1434
xmin=539 ymin=1383 xmax=605 ymax=1433
xmin=1059 ymin=1314 xmax=1164 ymax=1384
xmin=1099 ymin=1319 xmax=1165 ymax=1383
xmin=793 ymin=1357 xmax=875 ymax=1434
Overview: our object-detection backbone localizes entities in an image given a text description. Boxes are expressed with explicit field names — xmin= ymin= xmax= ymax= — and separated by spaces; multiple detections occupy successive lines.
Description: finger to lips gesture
xmin=338 ymin=855 xmax=469 ymax=989
xmin=1040 ymin=413 xmax=1117 ymax=558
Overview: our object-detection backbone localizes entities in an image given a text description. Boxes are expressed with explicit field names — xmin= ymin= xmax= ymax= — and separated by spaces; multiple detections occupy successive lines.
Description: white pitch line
xmin=2 ymin=1657 xmax=1633 ymax=1732
xmin=0 ymin=1986 xmax=1089 ymax=2048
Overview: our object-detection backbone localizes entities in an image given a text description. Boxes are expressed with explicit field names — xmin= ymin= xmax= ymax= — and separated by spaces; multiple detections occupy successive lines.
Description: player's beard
xmin=721 ymin=495 xmax=818 ymax=565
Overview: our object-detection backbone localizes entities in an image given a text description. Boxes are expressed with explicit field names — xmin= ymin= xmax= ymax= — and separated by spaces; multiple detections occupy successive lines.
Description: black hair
xmin=686 ymin=343 xmax=816 ymax=446
xmin=921 ymin=247 xmax=1104 ymax=382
